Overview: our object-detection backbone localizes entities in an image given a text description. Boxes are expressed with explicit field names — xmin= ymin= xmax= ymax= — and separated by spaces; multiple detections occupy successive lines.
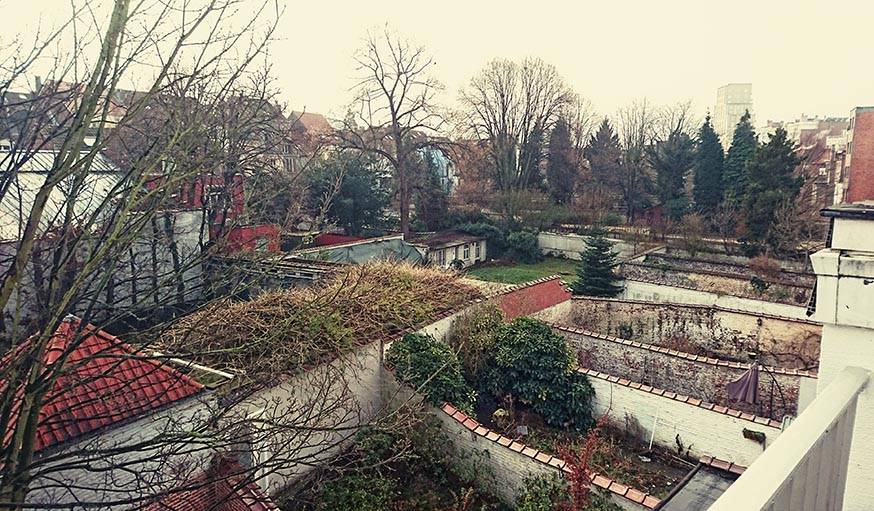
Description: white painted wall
xmin=587 ymin=375 xmax=782 ymax=467
xmin=537 ymin=232 xmax=639 ymax=260
xmin=621 ymin=280 xmax=809 ymax=319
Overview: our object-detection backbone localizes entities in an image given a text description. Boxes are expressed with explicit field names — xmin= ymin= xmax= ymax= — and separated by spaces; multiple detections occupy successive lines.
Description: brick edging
xmin=549 ymin=322 xmax=818 ymax=378
xmin=699 ymin=455 xmax=746 ymax=476
xmin=568 ymin=295 xmax=821 ymax=325
xmin=577 ymin=367 xmax=784 ymax=429
xmin=438 ymin=402 xmax=660 ymax=509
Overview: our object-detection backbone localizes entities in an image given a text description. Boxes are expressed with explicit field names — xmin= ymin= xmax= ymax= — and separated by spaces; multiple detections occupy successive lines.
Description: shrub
xmin=457 ymin=222 xmax=507 ymax=257
xmin=484 ymin=318 xmax=594 ymax=430
xmin=386 ymin=333 xmax=477 ymax=413
xmin=505 ymin=231 xmax=543 ymax=264
xmin=317 ymin=473 xmax=395 ymax=511
xmin=517 ymin=474 xmax=569 ymax=511
xmin=446 ymin=303 xmax=505 ymax=387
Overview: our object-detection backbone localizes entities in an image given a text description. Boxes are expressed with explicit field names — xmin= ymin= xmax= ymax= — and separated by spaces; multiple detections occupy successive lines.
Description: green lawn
xmin=465 ymin=256 xmax=579 ymax=285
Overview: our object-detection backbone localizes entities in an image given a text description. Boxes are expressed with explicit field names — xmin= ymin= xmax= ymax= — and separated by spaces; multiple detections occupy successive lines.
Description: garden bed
xmin=473 ymin=396 xmax=690 ymax=500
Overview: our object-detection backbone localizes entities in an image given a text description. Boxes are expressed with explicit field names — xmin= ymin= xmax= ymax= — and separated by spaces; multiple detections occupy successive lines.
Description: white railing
xmin=709 ymin=366 xmax=869 ymax=511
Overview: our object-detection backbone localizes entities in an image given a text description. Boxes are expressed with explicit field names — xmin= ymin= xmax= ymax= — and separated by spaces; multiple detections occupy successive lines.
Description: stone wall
xmin=620 ymin=262 xmax=811 ymax=306
xmin=553 ymin=324 xmax=816 ymax=418
xmin=582 ymin=368 xmax=783 ymax=467
xmin=540 ymin=297 xmax=820 ymax=369
xmin=642 ymin=253 xmax=815 ymax=288
xmin=621 ymin=280 xmax=809 ymax=319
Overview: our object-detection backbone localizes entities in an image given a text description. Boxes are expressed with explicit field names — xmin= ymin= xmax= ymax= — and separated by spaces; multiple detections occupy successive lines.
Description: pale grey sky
xmin=8 ymin=0 xmax=874 ymax=126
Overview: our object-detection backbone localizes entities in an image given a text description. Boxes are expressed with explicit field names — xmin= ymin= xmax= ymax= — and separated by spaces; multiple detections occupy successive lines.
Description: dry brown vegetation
xmin=158 ymin=262 xmax=482 ymax=376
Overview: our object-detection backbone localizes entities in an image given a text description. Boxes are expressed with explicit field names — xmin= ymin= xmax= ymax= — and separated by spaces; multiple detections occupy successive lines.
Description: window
xmin=454 ymin=246 xmax=459 ymax=260
xmin=475 ymin=242 xmax=481 ymax=259
xmin=437 ymin=249 xmax=446 ymax=265
xmin=463 ymin=244 xmax=470 ymax=259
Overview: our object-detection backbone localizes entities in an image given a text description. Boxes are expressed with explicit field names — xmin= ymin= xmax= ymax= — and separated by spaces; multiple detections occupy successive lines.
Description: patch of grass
xmin=466 ymin=257 xmax=579 ymax=285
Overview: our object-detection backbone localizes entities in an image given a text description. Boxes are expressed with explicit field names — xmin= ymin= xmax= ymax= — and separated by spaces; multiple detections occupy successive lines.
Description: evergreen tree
xmin=572 ymin=230 xmax=623 ymax=297
xmin=413 ymin=150 xmax=450 ymax=231
xmin=742 ymin=127 xmax=802 ymax=245
xmin=584 ymin=119 xmax=622 ymax=203
xmin=692 ymin=115 xmax=725 ymax=215
xmin=546 ymin=118 xmax=578 ymax=204
xmin=306 ymin=151 xmax=391 ymax=235
xmin=723 ymin=110 xmax=757 ymax=207
xmin=647 ymin=131 xmax=694 ymax=220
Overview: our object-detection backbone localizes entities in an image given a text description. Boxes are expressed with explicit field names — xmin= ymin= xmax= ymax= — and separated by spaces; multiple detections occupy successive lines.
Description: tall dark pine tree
xmin=723 ymin=110 xmax=757 ymax=207
xmin=692 ymin=115 xmax=725 ymax=215
xmin=546 ymin=118 xmax=577 ymax=204
xmin=647 ymin=131 xmax=695 ymax=220
xmin=584 ymin=119 xmax=622 ymax=201
xmin=572 ymin=230 xmax=623 ymax=297
xmin=742 ymin=127 xmax=803 ymax=245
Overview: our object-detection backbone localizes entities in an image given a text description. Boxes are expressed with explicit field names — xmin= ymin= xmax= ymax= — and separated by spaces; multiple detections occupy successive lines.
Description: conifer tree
xmin=723 ymin=110 xmax=757 ymax=207
xmin=584 ymin=119 xmax=623 ymax=199
xmin=546 ymin=118 xmax=578 ymax=204
xmin=572 ymin=230 xmax=623 ymax=297
xmin=692 ymin=115 xmax=725 ymax=215
xmin=647 ymin=131 xmax=694 ymax=220
xmin=742 ymin=127 xmax=802 ymax=245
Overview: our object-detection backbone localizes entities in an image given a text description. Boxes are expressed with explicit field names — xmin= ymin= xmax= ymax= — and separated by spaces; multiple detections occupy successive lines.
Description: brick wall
xmin=847 ymin=108 xmax=874 ymax=202
xmin=541 ymin=297 xmax=821 ymax=369
xmin=493 ymin=277 xmax=572 ymax=320
xmin=554 ymin=324 xmax=815 ymax=418
xmin=582 ymin=368 xmax=782 ymax=467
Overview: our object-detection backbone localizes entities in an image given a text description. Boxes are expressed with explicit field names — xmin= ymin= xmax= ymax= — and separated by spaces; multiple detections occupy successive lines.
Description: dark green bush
xmin=505 ymin=231 xmax=543 ymax=264
xmin=457 ymin=222 xmax=506 ymax=257
xmin=317 ymin=473 xmax=395 ymax=511
xmin=517 ymin=474 xmax=569 ymax=511
xmin=484 ymin=318 xmax=594 ymax=430
xmin=386 ymin=333 xmax=477 ymax=413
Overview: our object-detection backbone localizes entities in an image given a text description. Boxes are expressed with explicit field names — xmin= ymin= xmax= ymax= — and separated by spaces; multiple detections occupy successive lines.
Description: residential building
xmin=714 ymin=83 xmax=754 ymax=149
xmin=840 ymin=107 xmax=874 ymax=204
xmin=412 ymin=230 xmax=487 ymax=269
xmin=708 ymin=201 xmax=874 ymax=510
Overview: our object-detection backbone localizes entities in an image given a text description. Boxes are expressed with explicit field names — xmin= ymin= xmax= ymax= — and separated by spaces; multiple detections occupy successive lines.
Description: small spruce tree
xmin=572 ymin=231 xmax=623 ymax=297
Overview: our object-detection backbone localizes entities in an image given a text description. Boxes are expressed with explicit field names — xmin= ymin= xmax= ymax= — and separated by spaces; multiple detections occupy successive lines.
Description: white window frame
xmin=463 ymin=244 xmax=470 ymax=259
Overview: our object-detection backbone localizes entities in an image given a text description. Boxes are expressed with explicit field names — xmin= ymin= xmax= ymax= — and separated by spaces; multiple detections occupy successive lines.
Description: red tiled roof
xmin=146 ymin=459 xmax=278 ymax=511
xmin=1 ymin=316 xmax=204 ymax=452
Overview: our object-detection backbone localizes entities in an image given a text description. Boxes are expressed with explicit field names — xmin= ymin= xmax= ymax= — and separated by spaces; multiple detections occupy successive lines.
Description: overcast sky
xmin=8 ymin=0 xmax=874 ymax=126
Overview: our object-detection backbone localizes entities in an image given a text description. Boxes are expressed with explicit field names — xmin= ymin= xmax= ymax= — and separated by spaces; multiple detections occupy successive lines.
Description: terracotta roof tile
xmin=1 ymin=317 xmax=203 ymax=452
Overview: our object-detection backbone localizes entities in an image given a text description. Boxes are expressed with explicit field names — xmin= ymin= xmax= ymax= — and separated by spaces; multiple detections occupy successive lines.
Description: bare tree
xmin=459 ymin=57 xmax=573 ymax=193
xmin=337 ymin=28 xmax=446 ymax=238
xmin=615 ymin=98 xmax=657 ymax=222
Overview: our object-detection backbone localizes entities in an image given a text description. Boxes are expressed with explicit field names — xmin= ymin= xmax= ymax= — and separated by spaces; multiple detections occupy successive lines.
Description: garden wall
xmin=620 ymin=262 xmax=811 ymax=306
xmin=537 ymin=231 xmax=650 ymax=261
xmin=552 ymin=323 xmax=816 ymax=418
xmin=621 ymin=279 xmax=809 ymax=319
xmin=384 ymin=372 xmax=659 ymax=511
xmin=581 ymin=368 xmax=784 ymax=467
xmin=538 ymin=297 xmax=821 ymax=369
